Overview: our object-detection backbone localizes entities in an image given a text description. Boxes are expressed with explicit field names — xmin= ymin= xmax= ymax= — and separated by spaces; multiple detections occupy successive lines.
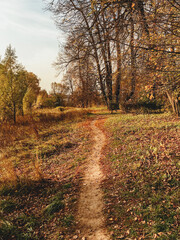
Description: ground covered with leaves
xmin=0 ymin=109 xmax=92 ymax=239
xmin=102 ymin=113 xmax=180 ymax=239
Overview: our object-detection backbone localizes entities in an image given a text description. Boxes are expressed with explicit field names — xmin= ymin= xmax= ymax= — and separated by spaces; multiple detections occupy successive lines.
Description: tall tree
xmin=0 ymin=45 xmax=23 ymax=123
xmin=0 ymin=46 xmax=41 ymax=121
xmin=23 ymin=72 xmax=40 ymax=112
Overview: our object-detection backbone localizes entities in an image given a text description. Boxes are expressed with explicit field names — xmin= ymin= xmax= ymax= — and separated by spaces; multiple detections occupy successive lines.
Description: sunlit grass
xmin=0 ymin=107 xmax=90 ymax=186
xmin=103 ymin=113 xmax=180 ymax=239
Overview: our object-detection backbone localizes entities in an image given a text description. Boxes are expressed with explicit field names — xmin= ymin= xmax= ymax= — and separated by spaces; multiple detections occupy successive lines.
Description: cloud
xmin=0 ymin=0 xmax=57 ymax=37
xmin=0 ymin=0 xmax=61 ymax=91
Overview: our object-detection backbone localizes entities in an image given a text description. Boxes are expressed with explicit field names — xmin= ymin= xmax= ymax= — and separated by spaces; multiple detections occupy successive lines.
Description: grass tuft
xmin=0 ymin=200 xmax=16 ymax=213
xmin=62 ymin=214 xmax=75 ymax=227
xmin=43 ymin=192 xmax=65 ymax=216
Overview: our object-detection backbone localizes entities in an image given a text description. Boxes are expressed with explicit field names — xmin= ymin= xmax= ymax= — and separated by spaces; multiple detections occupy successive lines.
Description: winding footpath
xmin=77 ymin=119 xmax=110 ymax=240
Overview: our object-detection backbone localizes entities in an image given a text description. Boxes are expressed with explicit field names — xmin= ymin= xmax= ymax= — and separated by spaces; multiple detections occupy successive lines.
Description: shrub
xmin=122 ymin=95 xmax=164 ymax=113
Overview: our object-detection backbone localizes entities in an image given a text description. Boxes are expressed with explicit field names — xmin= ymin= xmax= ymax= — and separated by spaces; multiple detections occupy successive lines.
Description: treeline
xmin=46 ymin=0 xmax=180 ymax=115
xmin=0 ymin=46 xmax=69 ymax=123
xmin=0 ymin=45 xmax=99 ymax=123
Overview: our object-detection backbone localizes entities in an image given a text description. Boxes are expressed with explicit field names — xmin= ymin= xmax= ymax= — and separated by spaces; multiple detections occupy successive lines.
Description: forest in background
xmin=0 ymin=0 xmax=179 ymax=123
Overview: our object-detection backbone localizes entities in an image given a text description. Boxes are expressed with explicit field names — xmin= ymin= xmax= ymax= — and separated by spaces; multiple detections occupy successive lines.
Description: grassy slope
xmin=0 ymin=108 xmax=92 ymax=240
xmin=102 ymin=113 xmax=180 ymax=239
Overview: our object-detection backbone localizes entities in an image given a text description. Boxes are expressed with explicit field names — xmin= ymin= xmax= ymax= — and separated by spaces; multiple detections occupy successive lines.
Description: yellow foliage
xmin=150 ymin=94 xmax=154 ymax=100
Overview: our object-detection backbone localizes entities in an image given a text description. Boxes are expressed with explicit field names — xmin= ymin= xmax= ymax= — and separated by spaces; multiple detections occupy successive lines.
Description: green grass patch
xmin=43 ymin=200 xmax=65 ymax=216
xmin=43 ymin=191 xmax=65 ymax=216
xmin=62 ymin=214 xmax=75 ymax=227
xmin=0 ymin=199 xmax=16 ymax=213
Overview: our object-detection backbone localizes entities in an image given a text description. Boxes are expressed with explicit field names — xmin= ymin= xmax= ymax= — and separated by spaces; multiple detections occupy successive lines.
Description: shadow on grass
xmin=0 ymin=179 xmax=78 ymax=240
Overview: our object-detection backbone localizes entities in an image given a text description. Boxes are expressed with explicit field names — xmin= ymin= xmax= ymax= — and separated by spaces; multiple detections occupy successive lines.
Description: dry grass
xmin=0 ymin=107 xmax=90 ymax=187
xmin=0 ymin=155 xmax=17 ymax=184
xmin=0 ymin=107 xmax=92 ymax=239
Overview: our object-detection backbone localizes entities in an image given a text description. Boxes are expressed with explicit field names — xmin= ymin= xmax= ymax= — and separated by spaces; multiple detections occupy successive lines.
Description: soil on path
xmin=77 ymin=119 xmax=110 ymax=240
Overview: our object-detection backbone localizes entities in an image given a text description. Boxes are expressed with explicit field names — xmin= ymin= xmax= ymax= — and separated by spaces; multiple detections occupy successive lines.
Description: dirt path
xmin=77 ymin=119 xmax=110 ymax=240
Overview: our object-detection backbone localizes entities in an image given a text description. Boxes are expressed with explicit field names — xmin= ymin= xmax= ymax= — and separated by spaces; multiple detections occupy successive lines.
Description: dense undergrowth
xmin=102 ymin=113 xmax=180 ymax=239
xmin=0 ymin=107 xmax=92 ymax=239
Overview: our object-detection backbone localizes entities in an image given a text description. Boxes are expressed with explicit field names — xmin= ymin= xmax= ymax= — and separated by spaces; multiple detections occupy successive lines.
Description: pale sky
xmin=0 ymin=0 xmax=64 ymax=92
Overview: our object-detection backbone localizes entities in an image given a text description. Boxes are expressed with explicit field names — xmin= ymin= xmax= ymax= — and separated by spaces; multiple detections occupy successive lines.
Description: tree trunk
xmin=166 ymin=91 xmax=180 ymax=117
xmin=96 ymin=59 xmax=108 ymax=106
xmin=107 ymin=39 xmax=113 ymax=109
xmin=13 ymin=102 xmax=16 ymax=123
xmin=115 ymin=42 xmax=121 ymax=108
xmin=115 ymin=9 xmax=121 ymax=108
xmin=126 ymin=9 xmax=136 ymax=101
xmin=130 ymin=11 xmax=136 ymax=99
xmin=95 ymin=20 xmax=112 ymax=108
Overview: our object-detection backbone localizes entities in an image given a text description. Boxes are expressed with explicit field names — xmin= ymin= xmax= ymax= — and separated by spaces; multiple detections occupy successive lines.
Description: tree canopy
xmin=46 ymin=0 xmax=180 ymax=115
xmin=0 ymin=45 xmax=40 ymax=122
